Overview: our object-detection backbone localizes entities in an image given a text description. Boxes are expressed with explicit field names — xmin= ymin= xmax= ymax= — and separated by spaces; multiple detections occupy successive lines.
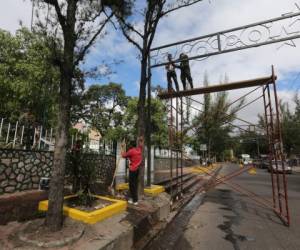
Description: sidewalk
xmin=0 ymin=165 xmax=222 ymax=250
xmin=0 ymin=193 xmax=170 ymax=250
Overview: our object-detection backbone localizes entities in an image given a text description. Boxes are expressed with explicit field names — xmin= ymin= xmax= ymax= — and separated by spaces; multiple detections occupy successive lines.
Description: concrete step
xmin=154 ymin=172 xmax=192 ymax=186
xmin=163 ymin=174 xmax=196 ymax=192
xmin=170 ymin=176 xmax=200 ymax=199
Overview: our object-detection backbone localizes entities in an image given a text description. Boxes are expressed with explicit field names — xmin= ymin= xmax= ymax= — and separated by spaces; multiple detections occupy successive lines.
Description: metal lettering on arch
xmin=150 ymin=10 xmax=300 ymax=67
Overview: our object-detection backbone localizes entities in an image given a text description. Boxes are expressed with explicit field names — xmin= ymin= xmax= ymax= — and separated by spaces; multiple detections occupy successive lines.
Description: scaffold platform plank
xmin=158 ymin=76 xmax=275 ymax=99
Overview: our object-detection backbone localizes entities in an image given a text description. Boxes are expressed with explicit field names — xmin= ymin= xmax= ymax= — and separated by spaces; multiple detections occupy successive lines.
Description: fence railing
xmin=0 ymin=118 xmax=115 ymax=154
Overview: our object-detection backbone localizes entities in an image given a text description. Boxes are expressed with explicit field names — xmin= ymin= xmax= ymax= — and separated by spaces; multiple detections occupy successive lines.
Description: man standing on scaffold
xmin=165 ymin=53 xmax=179 ymax=92
xmin=176 ymin=53 xmax=194 ymax=90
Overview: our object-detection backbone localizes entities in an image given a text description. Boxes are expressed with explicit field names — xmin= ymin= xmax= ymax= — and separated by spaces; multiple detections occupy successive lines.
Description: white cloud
xmin=153 ymin=0 xmax=300 ymax=82
xmin=151 ymin=0 xmax=300 ymax=124
xmin=0 ymin=0 xmax=32 ymax=33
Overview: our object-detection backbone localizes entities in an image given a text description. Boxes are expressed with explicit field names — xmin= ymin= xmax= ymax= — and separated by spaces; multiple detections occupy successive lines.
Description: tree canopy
xmin=0 ymin=28 xmax=59 ymax=126
xmin=82 ymin=82 xmax=128 ymax=140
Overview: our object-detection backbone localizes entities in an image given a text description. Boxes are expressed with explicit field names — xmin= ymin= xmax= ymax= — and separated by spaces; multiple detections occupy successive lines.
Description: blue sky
xmin=78 ymin=0 xmax=300 ymax=97
xmin=1 ymin=0 xmax=300 ymax=121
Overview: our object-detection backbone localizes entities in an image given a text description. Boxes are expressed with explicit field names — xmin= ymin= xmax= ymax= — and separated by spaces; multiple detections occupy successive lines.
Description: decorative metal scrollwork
xmin=151 ymin=6 xmax=300 ymax=67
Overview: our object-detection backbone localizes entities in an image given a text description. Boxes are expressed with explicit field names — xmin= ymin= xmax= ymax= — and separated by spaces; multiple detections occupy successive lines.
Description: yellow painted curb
xmin=191 ymin=166 xmax=215 ymax=174
xmin=116 ymin=183 xmax=165 ymax=196
xmin=144 ymin=185 xmax=165 ymax=196
xmin=116 ymin=183 xmax=129 ymax=191
xmin=248 ymin=167 xmax=257 ymax=175
xmin=38 ymin=195 xmax=127 ymax=224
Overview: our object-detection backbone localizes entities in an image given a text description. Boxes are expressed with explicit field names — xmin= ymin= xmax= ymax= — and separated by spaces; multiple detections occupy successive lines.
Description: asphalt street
xmin=146 ymin=163 xmax=300 ymax=250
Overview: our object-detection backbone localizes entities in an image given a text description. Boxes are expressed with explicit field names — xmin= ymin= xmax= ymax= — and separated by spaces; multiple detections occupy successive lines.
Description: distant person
xmin=165 ymin=54 xmax=179 ymax=92
xmin=20 ymin=111 xmax=35 ymax=150
xmin=176 ymin=53 xmax=194 ymax=90
xmin=121 ymin=136 xmax=144 ymax=205
xmin=207 ymin=159 xmax=212 ymax=167
xmin=24 ymin=124 xmax=35 ymax=150
xmin=32 ymin=125 xmax=40 ymax=149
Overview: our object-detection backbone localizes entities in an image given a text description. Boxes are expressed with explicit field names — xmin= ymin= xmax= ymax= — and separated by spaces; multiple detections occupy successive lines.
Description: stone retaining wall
xmin=0 ymin=149 xmax=52 ymax=194
xmin=0 ymin=149 xmax=117 ymax=195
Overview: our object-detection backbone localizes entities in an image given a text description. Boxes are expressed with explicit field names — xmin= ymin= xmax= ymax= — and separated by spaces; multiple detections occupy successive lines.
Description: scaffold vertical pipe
xmin=169 ymin=97 xmax=174 ymax=201
xmin=176 ymin=96 xmax=179 ymax=197
xmin=266 ymin=84 xmax=280 ymax=211
xmin=271 ymin=66 xmax=290 ymax=225
xmin=180 ymin=97 xmax=183 ymax=194
xmin=266 ymin=82 xmax=283 ymax=214
xmin=267 ymin=85 xmax=282 ymax=214
xmin=262 ymin=85 xmax=277 ymax=209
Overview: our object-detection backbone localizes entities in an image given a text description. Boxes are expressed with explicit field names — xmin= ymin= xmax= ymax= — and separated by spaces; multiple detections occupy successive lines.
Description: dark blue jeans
xmin=129 ymin=169 xmax=139 ymax=202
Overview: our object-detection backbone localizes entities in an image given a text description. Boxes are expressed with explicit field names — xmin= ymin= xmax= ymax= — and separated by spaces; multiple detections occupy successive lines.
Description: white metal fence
xmin=0 ymin=118 xmax=115 ymax=153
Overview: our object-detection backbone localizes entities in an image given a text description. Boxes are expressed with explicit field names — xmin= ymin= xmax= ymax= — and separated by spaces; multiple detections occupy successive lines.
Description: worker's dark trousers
xmin=181 ymin=68 xmax=193 ymax=90
xmin=129 ymin=169 xmax=139 ymax=202
xmin=167 ymin=71 xmax=179 ymax=91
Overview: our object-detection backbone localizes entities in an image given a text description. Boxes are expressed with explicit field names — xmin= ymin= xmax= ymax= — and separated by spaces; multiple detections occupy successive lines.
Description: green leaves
xmin=0 ymin=28 xmax=59 ymax=126
xmin=81 ymin=83 xmax=128 ymax=140
xmin=123 ymin=97 xmax=168 ymax=146
xmin=280 ymin=95 xmax=300 ymax=156
xmin=192 ymin=73 xmax=244 ymax=159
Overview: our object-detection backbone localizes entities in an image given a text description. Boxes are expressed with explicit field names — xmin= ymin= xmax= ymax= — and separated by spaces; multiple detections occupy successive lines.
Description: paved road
xmin=146 ymin=163 xmax=300 ymax=250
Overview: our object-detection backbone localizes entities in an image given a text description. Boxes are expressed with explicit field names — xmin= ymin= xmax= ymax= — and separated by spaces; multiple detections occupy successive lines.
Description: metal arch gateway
xmin=150 ymin=9 xmax=300 ymax=68
xmin=145 ymin=9 xmax=300 ymax=227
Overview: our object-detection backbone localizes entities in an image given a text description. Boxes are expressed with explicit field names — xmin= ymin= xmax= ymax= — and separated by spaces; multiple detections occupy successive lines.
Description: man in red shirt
xmin=121 ymin=136 xmax=144 ymax=205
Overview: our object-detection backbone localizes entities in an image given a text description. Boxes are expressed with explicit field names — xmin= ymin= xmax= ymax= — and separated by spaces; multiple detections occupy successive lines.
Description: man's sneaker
xmin=133 ymin=202 xmax=138 ymax=206
xmin=128 ymin=199 xmax=133 ymax=204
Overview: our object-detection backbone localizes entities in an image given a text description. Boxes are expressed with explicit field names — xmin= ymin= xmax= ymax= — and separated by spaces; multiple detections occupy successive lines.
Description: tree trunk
xmin=45 ymin=69 xmax=71 ymax=231
xmin=137 ymin=57 xmax=148 ymax=196
xmin=45 ymin=1 xmax=76 ymax=231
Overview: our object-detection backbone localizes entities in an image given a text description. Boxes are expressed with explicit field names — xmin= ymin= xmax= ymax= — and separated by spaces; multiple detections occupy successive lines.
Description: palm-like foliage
xmin=192 ymin=73 xmax=244 ymax=159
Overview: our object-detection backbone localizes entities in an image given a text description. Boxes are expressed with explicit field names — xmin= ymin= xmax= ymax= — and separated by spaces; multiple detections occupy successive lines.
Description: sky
xmin=1 ymin=0 xmax=300 ymax=124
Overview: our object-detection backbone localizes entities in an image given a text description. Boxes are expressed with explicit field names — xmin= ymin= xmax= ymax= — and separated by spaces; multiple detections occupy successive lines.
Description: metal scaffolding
xmin=145 ymin=10 xmax=300 ymax=225
xmin=166 ymin=95 xmax=185 ymax=202
xmin=156 ymin=67 xmax=290 ymax=226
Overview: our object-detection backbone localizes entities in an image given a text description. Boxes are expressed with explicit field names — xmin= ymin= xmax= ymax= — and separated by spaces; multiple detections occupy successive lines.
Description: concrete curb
xmin=134 ymin=165 xmax=222 ymax=249
xmin=69 ymin=192 xmax=171 ymax=250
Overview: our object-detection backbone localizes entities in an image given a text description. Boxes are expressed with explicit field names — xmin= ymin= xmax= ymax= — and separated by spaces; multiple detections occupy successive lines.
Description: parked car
xmin=267 ymin=160 xmax=292 ymax=174
xmin=253 ymin=158 xmax=264 ymax=168
xmin=239 ymin=154 xmax=252 ymax=165
xmin=261 ymin=160 xmax=269 ymax=169
xmin=254 ymin=155 xmax=269 ymax=169
xmin=287 ymin=158 xmax=299 ymax=167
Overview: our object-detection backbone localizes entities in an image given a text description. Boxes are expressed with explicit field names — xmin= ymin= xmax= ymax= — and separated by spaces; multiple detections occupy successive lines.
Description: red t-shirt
xmin=122 ymin=146 xmax=142 ymax=171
